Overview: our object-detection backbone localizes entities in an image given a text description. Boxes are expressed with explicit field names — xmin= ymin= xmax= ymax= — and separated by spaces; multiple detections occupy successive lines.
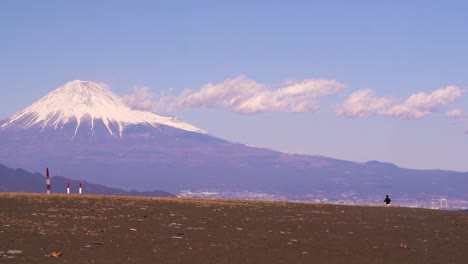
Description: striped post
xmin=67 ymin=183 xmax=70 ymax=194
xmin=79 ymin=182 xmax=82 ymax=194
xmin=46 ymin=168 xmax=51 ymax=194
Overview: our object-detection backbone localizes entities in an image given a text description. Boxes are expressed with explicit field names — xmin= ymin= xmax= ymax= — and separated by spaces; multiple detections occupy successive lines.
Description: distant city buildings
xmin=179 ymin=189 xmax=468 ymax=211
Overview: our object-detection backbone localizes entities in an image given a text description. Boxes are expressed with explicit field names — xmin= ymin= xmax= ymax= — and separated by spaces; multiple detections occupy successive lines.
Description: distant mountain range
xmin=0 ymin=164 xmax=174 ymax=197
xmin=0 ymin=80 xmax=466 ymax=204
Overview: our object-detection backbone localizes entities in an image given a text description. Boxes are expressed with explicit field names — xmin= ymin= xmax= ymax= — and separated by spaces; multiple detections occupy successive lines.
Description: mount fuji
xmin=1 ymin=80 xmax=205 ymax=137
xmin=0 ymin=80 xmax=467 ymax=206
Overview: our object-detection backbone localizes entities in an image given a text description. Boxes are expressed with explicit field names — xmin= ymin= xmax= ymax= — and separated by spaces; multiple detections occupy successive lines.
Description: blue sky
xmin=2 ymin=1 xmax=467 ymax=171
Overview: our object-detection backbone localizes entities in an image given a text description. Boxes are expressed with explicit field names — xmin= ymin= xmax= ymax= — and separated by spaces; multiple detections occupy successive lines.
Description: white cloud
xmin=337 ymin=86 xmax=464 ymax=119
xmin=387 ymin=86 xmax=463 ymax=119
xmin=121 ymin=86 xmax=155 ymax=111
xmin=335 ymin=88 xmax=394 ymax=117
xmin=446 ymin=108 xmax=468 ymax=134
xmin=445 ymin=109 xmax=464 ymax=119
xmin=164 ymin=75 xmax=346 ymax=114
xmin=170 ymin=76 xmax=265 ymax=111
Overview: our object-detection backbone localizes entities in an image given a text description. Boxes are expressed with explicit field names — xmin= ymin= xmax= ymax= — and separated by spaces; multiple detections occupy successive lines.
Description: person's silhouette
xmin=384 ymin=195 xmax=391 ymax=206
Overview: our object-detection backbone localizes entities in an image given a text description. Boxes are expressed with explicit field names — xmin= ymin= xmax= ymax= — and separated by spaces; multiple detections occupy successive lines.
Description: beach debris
xmin=47 ymin=251 xmax=62 ymax=257
xmin=1 ymin=250 xmax=23 ymax=259
xmin=400 ymin=242 xmax=409 ymax=249
xmin=172 ymin=236 xmax=183 ymax=239
xmin=129 ymin=228 xmax=137 ymax=231
xmin=6 ymin=250 xmax=22 ymax=255
xmin=168 ymin=222 xmax=182 ymax=229
xmin=85 ymin=242 xmax=104 ymax=247
xmin=187 ymin=227 xmax=205 ymax=230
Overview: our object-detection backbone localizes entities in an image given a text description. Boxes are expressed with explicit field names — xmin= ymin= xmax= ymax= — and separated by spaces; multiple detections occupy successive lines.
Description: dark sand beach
xmin=0 ymin=193 xmax=466 ymax=263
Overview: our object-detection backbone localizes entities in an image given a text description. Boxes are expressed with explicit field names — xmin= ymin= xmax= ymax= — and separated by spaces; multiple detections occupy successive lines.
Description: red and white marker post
xmin=79 ymin=182 xmax=82 ymax=194
xmin=67 ymin=183 xmax=70 ymax=194
xmin=46 ymin=168 xmax=51 ymax=194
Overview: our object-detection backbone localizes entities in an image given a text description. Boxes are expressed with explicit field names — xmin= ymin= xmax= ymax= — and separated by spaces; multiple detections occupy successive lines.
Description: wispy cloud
xmin=445 ymin=108 xmax=464 ymax=119
xmin=121 ymin=86 xmax=155 ymax=111
xmin=335 ymin=88 xmax=394 ymax=117
xmin=121 ymin=79 xmax=465 ymax=130
xmin=141 ymin=75 xmax=346 ymax=114
xmin=336 ymin=86 xmax=464 ymax=119
xmin=446 ymin=108 xmax=468 ymax=134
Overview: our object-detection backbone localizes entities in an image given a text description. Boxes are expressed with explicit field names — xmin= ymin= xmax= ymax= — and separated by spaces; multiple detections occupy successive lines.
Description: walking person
xmin=384 ymin=194 xmax=391 ymax=206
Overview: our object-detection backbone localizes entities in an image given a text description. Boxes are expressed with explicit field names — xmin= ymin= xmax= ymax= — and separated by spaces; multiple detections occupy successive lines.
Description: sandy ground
xmin=0 ymin=193 xmax=467 ymax=264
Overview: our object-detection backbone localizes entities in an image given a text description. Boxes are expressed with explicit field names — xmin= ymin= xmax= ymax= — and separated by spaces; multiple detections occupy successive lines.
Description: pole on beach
xmin=79 ymin=182 xmax=82 ymax=194
xmin=46 ymin=168 xmax=51 ymax=194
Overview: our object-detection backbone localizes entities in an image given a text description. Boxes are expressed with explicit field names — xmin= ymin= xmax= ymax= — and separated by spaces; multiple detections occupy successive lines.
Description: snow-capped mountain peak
xmin=1 ymin=80 xmax=206 ymax=137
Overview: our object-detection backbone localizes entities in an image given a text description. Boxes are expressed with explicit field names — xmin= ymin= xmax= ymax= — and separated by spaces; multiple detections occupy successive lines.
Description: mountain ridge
xmin=0 ymin=163 xmax=175 ymax=197
xmin=0 ymin=80 xmax=467 ymax=209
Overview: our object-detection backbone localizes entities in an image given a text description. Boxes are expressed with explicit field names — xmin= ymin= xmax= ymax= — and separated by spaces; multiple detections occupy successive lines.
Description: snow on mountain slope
xmin=1 ymin=80 xmax=206 ymax=137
